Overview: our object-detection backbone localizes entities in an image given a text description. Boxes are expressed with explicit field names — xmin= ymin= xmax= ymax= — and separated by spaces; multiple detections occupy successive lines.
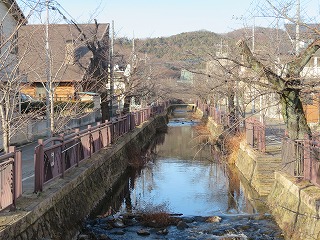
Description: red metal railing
xmin=245 ymin=117 xmax=266 ymax=153
xmin=34 ymin=105 xmax=166 ymax=192
xmin=282 ymin=136 xmax=320 ymax=187
xmin=0 ymin=146 xmax=22 ymax=210
xmin=304 ymin=138 xmax=320 ymax=187
xmin=197 ymin=102 xmax=229 ymax=126
xmin=281 ymin=137 xmax=305 ymax=177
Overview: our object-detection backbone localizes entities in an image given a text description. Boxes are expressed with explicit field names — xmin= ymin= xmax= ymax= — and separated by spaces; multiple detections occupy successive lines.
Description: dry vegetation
xmin=224 ymin=132 xmax=245 ymax=165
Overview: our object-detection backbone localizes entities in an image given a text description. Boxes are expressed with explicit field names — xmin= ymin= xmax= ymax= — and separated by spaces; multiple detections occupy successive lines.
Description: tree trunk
xmin=122 ymin=96 xmax=131 ymax=115
xmin=227 ymin=90 xmax=237 ymax=132
xmin=101 ymin=92 xmax=110 ymax=122
xmin=0 ymin=104 xmax=9 ymax=153
xmin=280 ymin=88 xmax=311 ymax=139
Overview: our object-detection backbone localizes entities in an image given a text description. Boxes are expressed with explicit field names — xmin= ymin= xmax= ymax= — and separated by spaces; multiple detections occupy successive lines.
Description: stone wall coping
xmin=274 ymin=171 xmax=320 ymax=215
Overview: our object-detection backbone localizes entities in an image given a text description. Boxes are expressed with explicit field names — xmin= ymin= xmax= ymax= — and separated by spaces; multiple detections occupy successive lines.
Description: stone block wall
xmin=267 ymin=171 xmax=320 ymax=240
xmin=236 ymin=141 xmax=282 ymax=196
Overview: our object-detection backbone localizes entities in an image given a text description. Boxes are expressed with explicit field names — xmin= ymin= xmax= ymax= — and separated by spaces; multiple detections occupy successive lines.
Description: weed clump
xmin=224 ymin=132 xmax=245 ymax=164
xmin=137 ymin=203 xmax=177 ymax=228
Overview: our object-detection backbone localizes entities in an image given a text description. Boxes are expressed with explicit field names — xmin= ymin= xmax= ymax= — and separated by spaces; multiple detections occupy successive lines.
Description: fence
xmin=282 ymin=136 xmax=320 ymax=187
xmin=245 ymin=117 xmax=266 ymax=153
xmin=197 ymin=103 xmax=229 ymax=126
xmin=34 ymin=105 xmax=166 ymax=192
xmin=0 ymin=146 xmax=22 ymax=210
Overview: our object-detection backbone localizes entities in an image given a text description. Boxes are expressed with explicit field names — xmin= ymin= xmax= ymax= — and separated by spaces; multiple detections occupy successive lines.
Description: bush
xmin=54 ymin=100 xmax=94 ymax=112
xmin=20 ymin=101 xmax=45 ymax=113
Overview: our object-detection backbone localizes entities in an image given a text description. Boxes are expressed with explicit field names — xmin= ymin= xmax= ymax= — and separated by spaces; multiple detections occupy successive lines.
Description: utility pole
xmin=45 ymin=0 xmax=52 ymax=137
xmin=295 ymin=0 xmax=300 ymax=56
xmin=251 ymin=17 xmax=256 ymax=114
xmin=252 ymin=17 xmax=255 ymax=53
xmin=109 ymin=20 xmax=114 ymax=118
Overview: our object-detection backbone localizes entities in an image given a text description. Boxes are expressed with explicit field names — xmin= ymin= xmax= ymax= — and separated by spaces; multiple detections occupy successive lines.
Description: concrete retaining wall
xmin=7 ymin=110 xmax=101 ymax=149
xmin=0 ymin=114 xmax=167 ymax=240
xmin=267 ymin=171 xmax=320 ymax=240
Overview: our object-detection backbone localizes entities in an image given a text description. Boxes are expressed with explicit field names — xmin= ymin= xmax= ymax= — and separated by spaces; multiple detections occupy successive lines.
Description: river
xmin=77 ymin=112 xmax=284 ymax=239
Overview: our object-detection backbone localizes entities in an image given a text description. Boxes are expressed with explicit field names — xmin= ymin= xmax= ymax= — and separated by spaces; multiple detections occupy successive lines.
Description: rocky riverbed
xmin=77 ymin=213 xmax=284 ymax=240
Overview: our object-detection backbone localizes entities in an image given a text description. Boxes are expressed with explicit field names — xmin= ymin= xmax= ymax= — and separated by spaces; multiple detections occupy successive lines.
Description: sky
xmin=18 ymin=0 xmax=320 ymax=39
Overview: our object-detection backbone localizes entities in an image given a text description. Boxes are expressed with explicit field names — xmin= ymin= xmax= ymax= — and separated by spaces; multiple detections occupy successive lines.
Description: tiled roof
xmin=19 ymin=23 xmax=109 ymax=83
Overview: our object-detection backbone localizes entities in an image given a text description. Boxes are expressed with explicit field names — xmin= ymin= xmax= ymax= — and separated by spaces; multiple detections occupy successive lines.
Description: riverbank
xmin=0 ymin=114 xmax=168 ymax=240
xmin=202 ymin=111 xmax=320 ymax=240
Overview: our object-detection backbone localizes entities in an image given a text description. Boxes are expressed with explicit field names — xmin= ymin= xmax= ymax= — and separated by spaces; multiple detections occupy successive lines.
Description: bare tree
xmin=0 ymin=0 xmax=42 ymax=152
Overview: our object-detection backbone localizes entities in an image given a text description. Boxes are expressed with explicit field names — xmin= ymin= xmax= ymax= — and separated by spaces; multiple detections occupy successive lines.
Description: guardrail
xmin=0 ymin=146 xmax=22 ymax=210
xmin=197 ymin=103 xmax=228 ymax=126
xmin=282 ymin=136 xmax=320 ymax=187
xmin=245 ymin=117 xmax=266 ymax=153
xmin=34 ymin=105 xmax=167 ymax=192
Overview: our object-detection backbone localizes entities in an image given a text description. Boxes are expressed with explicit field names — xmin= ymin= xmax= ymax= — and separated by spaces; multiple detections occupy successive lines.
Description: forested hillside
xmin=114 ymin=27 xmax=291 ymax=78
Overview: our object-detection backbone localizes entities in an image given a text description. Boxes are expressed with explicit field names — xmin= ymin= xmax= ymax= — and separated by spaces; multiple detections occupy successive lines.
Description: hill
xmin=114 ymin=27 xmax=293 ymax=78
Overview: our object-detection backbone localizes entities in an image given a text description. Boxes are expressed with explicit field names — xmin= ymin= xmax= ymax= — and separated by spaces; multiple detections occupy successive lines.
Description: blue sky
xmin=19 ymin=0 xmax=320 ymax=38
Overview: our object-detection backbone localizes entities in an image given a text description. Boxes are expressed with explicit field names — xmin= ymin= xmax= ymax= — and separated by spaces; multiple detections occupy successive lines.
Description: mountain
xmin=114 ymin=27 xmax=294 ymax=78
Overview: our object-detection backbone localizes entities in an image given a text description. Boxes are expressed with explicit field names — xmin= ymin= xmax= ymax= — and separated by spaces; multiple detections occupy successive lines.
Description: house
xmin=284 ymin=24 xmax=320 ymax=124
xmin=178 ymin=69 xmax=194 ymax=83
xmin=18 ymin=23 xmax=109 ymax=101
xmin=0 ymin=0 xmax=26 ymax=81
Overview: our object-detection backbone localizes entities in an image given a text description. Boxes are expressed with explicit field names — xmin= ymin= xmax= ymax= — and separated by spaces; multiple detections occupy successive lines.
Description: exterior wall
xmin=54 ymin=85 xmax=75 ymax=101
xmin=303 ymin=94 xmax=319 ymax=124
xmin=267 ymin=171 xmax=320 ymax=240
xmin=20 ymin=85 xmax=35 ymax=97
xmin=304 ymin=103 xmax=319 ymax=124
xmin=0 ymin=2 xmax=19 ymax=80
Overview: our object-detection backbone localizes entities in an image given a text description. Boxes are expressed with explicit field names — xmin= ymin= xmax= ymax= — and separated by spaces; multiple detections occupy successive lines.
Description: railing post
xmin=8 ymin=146 xmax=16 ymax=210
xmin=14 ymin=148 xmax=22 ymax=200
xmin=88 ymin=125 xmax=92 ymax=157
xmin=75 ymin=128 xmax=80 ymax=166
xmin=304 ymin=137 xmax=311 ymax=180
xmin=34 ymin=139 xmax=44 ymax=192
xmin=97 ymin=122 xmax=102 ymax=150
xmin=61 ymin=134 xmax=65 ymax=178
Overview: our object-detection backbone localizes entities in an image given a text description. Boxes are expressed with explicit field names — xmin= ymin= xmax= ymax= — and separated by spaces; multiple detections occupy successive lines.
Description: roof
xmin=2 ymin=0 xmax=26 ymax=23
xmin=19 ymin=23 xmax=109 ymax=84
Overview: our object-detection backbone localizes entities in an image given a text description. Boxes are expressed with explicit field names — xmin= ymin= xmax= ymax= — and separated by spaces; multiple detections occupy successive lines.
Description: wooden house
xmin=18 ymin=23 xmax=109 ymax=101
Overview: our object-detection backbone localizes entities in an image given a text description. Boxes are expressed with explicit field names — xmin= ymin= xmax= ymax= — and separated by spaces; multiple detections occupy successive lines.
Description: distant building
xmin=178 ymin=69 xmax=193 ymax=83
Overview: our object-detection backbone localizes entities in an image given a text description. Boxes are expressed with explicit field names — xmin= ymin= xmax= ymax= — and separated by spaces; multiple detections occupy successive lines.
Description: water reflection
xmin=92 ymin=117 xmax=264 ymax=220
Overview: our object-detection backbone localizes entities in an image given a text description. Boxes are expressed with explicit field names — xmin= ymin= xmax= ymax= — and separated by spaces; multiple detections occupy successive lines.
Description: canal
xmin=78 ymin=110 xmax=284 ymax=239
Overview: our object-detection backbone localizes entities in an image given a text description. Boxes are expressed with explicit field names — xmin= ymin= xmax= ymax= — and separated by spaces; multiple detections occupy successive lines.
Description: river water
xmin=78 ymin=112 xmax=284 ymax=239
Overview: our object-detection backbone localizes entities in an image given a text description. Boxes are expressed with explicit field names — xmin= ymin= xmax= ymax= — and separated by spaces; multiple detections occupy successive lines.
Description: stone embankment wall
xmin=236 ymin=141 xmax=282 ymax=196
xmin=267 ymin=172 xmax=320 ymax=240
xmin=206 ymin=116 xmax=224 ymax=140
xmin=236 ymin=141 xmax=320 ymax=239
xmin=195 ymin=108 xmax=224 ymax=139
xmin=1 ymin=115 xmax=167 ymax=240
